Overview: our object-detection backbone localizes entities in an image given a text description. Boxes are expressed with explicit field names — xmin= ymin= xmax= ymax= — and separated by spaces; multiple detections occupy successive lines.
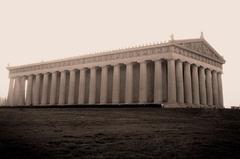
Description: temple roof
xmin=7 ymin=36 xmax=225 ymax=70
xmin=173 ymin=38 xmax=225 ymax=63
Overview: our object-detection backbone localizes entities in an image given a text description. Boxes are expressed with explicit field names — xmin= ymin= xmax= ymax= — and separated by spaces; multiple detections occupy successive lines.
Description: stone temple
xmin=6 ymin=35 xmax=225 ymax=108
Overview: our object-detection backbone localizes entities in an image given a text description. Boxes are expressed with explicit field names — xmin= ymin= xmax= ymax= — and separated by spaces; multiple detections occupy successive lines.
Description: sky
xmin=0 ymin=0 xmax=239 ymax=107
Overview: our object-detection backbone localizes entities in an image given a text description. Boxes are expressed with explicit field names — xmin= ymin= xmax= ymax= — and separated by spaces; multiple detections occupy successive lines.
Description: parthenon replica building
xmin=7 ymin=35 xmax=225 ymax=108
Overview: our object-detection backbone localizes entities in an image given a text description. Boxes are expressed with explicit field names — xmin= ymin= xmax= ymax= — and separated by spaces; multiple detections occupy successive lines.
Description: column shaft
xmin=199 ymin=67 xmax=207 ymax=105
xmin=125 ymin=63 xmax=133 ymax=103
xmin=218 ymin=73 xmax=224 ymax=107
xmin=206 ymin=69 xmax=213 ymax=105
xmin=176 ymin=60 xmax=184 ymax=104
xmin=68 ymin=70 xmax=76 ymax=105
xmin=112 ymin=64 xmax=120 ymax=103
xmin=26 ymin=75 xmax=33 ymax=106
xmin=17 ymin=77 xmax=26 ymax=106
xmin=100 ymin=66 xmax=108 ymax=104
xmin=33 ymin=74 xmax=41 ymax=105
xmin=58 ymin=71 xmax=67 ymax=105
xmin=12 ymin=77 xmax=20 ymax=106
xmin=192 ymin=65 xmax=200 ymax=105
xmin=139 ymin=61 xmax=147 ymax=103
xmin=212 ymin=71 xmax=219 ymax=106
xmin=167 ymin=59 xmax=176 ymax=103
xmin=14 ymin=77 xmax=21 ymax=105
xmin=50 ymin=72 xmax=58 ymax=105
xmin=78 ymin=69 xmax=86 ymax=104
xmin=154 ymin=60 xmax=163 ymax=103
xmin=41 ymin=73 xmax=49 ymax=105
xmin=7 ymin=78 xmax=14 ymax=106
xmin=184 ymin=63 xmax=192 ymax=104
xmin=89 ymin=67 xmax=97 ymax=104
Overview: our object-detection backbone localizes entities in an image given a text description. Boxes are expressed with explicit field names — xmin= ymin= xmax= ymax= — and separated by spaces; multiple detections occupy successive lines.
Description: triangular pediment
xmin=174 ymin=39 xmax=225 ymax=63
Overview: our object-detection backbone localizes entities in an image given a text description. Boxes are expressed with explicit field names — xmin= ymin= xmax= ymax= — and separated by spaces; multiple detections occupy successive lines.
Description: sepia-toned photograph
xmin=0 ymin=0 xmax=240 ymax=158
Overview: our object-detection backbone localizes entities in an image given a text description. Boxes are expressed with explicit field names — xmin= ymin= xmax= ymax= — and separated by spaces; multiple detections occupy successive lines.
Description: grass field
xmin=0 ymin=107 xmax=240 ymax=159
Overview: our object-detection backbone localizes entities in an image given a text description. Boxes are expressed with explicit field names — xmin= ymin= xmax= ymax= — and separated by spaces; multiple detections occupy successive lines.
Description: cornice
xmin=7 ymin=39 xmax=225 ymax=75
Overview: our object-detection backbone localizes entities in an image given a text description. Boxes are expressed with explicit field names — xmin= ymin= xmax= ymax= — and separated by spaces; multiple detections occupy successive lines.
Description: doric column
xmin=167 ymin=59 xmax=176 ymax=104
xmin=33 ymin=74 xmax=41 ymax=105
xmin=176 ymin=60 xmax=184 ymax=104
xmin=41 ymin=72 xmax=50 ymax=105
xmin=125 ymin=62 xmax=133 ymax=103
xmin=112 ymin=64 xmax=120 ymax=104
xmin=89 ymin=67 xmax=97 ymax=104
xmin=184 ymin=62 xmax=192 ymax=104
xmin=199 ymin=67 xmax=207 ymax=105
xmin=18 ymin=76 xmax=26 ymax=106
xmin=68 ymin=69 xmax=76 ymax=105
xmin=217 ymin=73 xmax=224 ymax=107
xmin=78 ymin=68 xmax=86 ymax=104
xmin=154 ymin=60 xmax=163 ymax=103
xmin=139 ymin=61 xmax=148 ymax=103
xmin=58 ymin=70 xmax=67 ymax=105
xmin=192 ymin=65 xmax=200 ymax=105
xmin=26 ymin=75 xmax=33 ymax=106
xmin=50 ymin=71 xmax=58 ymax=105
xmin=13 ymin=77 xmax=21 ymax=106
xmin=14 ymin=77 xmax=20 ymax=105
xmin=212 ymin=71 xmax=219 ymax=106
xmin=7 ymin=78 xmax=14 ymax=106
xmin=206 ymin=69 xmax=213 ymax=106
xmin=100 ymin=66 xmax=108 ymax=104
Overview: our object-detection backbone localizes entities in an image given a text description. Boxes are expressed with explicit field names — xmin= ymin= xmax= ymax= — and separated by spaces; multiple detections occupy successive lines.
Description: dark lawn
xmin=0 ymin=107 xmax=240 ymax=159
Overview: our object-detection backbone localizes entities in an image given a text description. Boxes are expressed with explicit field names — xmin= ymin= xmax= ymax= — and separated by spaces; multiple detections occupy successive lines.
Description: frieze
xmin=9 ymin=44 xmax=222 ymax=75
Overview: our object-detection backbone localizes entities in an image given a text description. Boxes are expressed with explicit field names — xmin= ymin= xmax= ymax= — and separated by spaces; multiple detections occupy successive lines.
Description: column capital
xmin=80 ymin=67 xmax=88 ymax=71
xmin=198 ymin=66 xmax=205 ymax=71
xmin=167 ymin=58 xmax=175 ymax=62
xmin=212 ymin=70 xmax=218 ymax=74
xmin=69 ymin=69 xmax=78 ymax=72
xmin=217 ymin=72 xmax=222 ymax=75
xmin=113 ymin=63 xmax=121 ymax=67
xmin=89 ymin=66 xmax=97 ymax=69
xmin=124 ymin=61 xmax=134 ymax=65
xmin=60 ymin=70 xmax=67 ymax=73
xmin=137 ymin=60 xmax=148 ymax=64
xmin=43 ymin=72 xmax=50 ymax=75
xmin=100 ymin=65 xmax=110 ymax=69
xmin=153 ymin=58 xmax=162 ymax=62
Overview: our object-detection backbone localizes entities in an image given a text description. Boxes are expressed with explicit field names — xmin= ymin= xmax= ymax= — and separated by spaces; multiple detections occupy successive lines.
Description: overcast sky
xmin=0 ymin=0 xmax=239 ymax=107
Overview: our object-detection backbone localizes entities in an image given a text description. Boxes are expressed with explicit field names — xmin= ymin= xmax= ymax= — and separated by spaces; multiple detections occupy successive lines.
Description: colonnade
xmin=7 ymin=59 xmax=224 ymax=107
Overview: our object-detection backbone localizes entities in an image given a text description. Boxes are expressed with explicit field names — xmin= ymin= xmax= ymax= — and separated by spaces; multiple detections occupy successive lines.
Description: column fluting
xmin=176 ymin=60 xmax=184 ymax=104
xmin=78 ymin=68 xmax=87 ymax=104
xmin=217 ymin=73 xmax=224 ymax=107
xmin=89 ymin=67 xmax=97 ymax=104
xmin=167 ymin=59 xmax=176 ymax=104
xmin=212 ymin=71 xmax=219 ymax=106
xmin=33 ymin=74 xmax=41 ymax=105
xmin=50 ymin=72 xmax=58 ymax=105
xmin=100 ymin=66 xmax=108 ymax=104
xmin=154 ymin=60 xmax=163 ymax=103
xmin=7 ymin=78 xmax=14 ymax=106
xmin=112 ymin=64 xmax=120 ymax=104
xmin=68 ymin=69 xmax=76 ymax=105
xmin=206 ymin=69 xmax=213 ymax=106
xmin=139 ymin=61 xmax=148 ymax=103
xmin=26 ymin=75 xmax=33 ymax=106
xmin=58 ymin=70 xmax=67 ymax=105
xmin=41 ymin=73 xmax=50 ymax=105
xmin=125 ymin=62 xmax=133 ymax=103
xmin=199 ymin=67 xmax=207 ymax=105
xmin=184 ymin=62 xmax=192 ymax=105
xmin=192 ymin=65 xmax=200 ymax=105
